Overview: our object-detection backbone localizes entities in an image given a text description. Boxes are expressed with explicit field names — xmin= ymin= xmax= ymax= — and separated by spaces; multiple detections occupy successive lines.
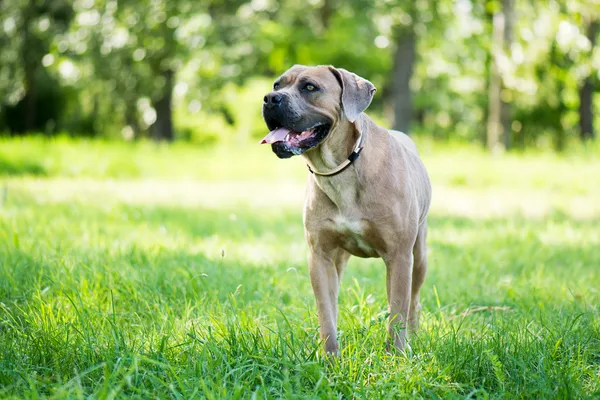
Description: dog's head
xmin=260 ymin=65 xmax=376 ymax=158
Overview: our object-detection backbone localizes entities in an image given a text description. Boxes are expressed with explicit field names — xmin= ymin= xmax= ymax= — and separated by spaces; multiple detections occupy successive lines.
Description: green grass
xmin=1 ymin=138 xmax=599 ymax=398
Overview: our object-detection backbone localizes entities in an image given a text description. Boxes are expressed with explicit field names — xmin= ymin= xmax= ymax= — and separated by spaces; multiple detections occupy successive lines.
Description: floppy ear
xmin=328 ymin=66 xmax=376 ymax=123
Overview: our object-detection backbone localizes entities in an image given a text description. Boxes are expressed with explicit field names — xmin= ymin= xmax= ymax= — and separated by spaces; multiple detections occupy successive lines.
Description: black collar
xmin=306 ymin=116 xmax=365 ymax=177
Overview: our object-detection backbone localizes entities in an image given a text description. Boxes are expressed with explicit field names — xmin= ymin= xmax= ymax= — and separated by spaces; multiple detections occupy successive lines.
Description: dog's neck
xmin=301 ymin=116 xmax=371 ymax=210
xmin=302 ymin=118 xmax=361 ymax=173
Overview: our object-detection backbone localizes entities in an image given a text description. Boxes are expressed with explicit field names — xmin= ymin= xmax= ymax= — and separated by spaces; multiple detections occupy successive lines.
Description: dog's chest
xmin=332 ymin=215 xmax=379 ymax=258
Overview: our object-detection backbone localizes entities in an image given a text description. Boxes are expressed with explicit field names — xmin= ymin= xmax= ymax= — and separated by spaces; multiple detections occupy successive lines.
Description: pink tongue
xmin=260 ymin=127 xmax=292 ymax=144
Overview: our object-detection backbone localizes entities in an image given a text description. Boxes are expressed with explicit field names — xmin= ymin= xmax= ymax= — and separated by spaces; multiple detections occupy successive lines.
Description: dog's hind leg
xmin=409 ymin=222 xmax=428 ymax=334
xmin=385 ymin=247 xmax=415 ymax=352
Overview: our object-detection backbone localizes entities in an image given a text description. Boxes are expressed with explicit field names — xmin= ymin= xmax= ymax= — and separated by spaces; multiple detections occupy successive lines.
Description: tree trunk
xmin=391 ymin=27 xmax=415 ymax=134
xmin=487 ymin=0 xmax=514 ymax=152
xmin=151 ymin=69 xmax=175 ymax=141
xmin=555 ymin=79 xmax=567 ymax=151
xmin=21 ymin=4 xmax=38 ymax=133
xmin=125 ymin=103 xmax=139 ymax=139
xmin=487 ymin=12 xmax=504 ymax=152
xmin=579 ymin=20 xmax=598 ymax=141
xmin=549 ymin=41 xmax=568 ymax=151
xmin=23 ymin=67 xmax=38 ymax=133
xmin=320 ymin=0 xmax=333 ymax=30
xmin=501 ymin=0 xmax=514 ymax=149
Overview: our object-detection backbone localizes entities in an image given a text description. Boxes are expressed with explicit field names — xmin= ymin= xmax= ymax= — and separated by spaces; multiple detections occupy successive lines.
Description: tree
xmin=0 ymin=0 xmax=72 ymax=134
xmin=66 ymin=0 xmax=235 ymax=141
xmin=487 ymin=0 xmax=515 ymax=152
xmin=579 ymin=18 xmax=598 ymax=141
xmin=380 ymin=1 xmax=450 ymax=135
xmin=115 ymin=0 xmax=184 ymax=141
xmin=391 ymin=24 xmax=415 ymax=133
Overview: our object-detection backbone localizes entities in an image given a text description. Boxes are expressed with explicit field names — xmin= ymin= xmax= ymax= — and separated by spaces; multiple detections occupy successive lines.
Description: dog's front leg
xmin=385 ymin=251 xmax=414 ymax=352
xmin=308 ymin=249 xmax=347 ymax=355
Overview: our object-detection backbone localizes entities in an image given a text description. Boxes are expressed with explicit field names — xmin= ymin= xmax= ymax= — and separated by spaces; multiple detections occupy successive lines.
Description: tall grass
xmin=0 ymin=137 xmax=599 ymax=398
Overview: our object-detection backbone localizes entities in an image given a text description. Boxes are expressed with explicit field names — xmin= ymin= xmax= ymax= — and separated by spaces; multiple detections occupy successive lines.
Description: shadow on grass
xmin=3 ymin=200 xmax=599 ymax=308
xmin=0 ymin=158 xmax=46 ymax=176
xmin=118 ymin=203 xmax=304 ymax=241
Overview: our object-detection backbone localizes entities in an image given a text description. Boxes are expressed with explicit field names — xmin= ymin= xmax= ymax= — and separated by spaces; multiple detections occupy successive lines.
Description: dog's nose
xmin=263 ymin=93 xmax=283 ymax=108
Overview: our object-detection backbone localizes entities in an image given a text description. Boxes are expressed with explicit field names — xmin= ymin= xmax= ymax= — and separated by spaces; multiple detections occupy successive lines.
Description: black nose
xmin=263 ymin=92 xmax=282 ymax=108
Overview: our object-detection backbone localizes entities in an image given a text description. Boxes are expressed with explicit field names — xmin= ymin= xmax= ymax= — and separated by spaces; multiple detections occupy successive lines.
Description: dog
xmin=260 ymin=65 xmax=431 ymax=354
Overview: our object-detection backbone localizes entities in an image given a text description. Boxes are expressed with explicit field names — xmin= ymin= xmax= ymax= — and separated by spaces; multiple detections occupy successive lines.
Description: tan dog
xmin=261 ymin=65 xmax=431 ymax=354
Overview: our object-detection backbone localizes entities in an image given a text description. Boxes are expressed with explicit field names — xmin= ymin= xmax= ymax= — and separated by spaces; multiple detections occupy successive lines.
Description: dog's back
xmin=388 ymin=129 xmax=420 ymax=156
xmin=387 ymin=128 xmax=431 ymax=225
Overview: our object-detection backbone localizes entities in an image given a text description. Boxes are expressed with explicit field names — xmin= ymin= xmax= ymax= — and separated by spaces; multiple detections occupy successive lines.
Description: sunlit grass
xmin=1 ymin=138 xmax=599 ymax=397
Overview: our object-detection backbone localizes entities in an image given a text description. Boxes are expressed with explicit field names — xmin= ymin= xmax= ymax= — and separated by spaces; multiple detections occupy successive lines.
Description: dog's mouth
xmin=259 ymin=123 xmax=331 ymax=148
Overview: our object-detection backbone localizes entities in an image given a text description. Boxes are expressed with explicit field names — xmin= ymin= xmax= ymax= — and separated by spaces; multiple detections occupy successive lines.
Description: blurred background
xmin=1 ymin=0 xmax=599 ymax=151
xmin=1 ymin=2 xmax=600 ymax=396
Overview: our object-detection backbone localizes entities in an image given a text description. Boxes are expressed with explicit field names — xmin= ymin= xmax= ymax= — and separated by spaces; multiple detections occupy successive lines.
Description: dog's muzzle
xmin=261 ymin=92 xmax=332 ymax=158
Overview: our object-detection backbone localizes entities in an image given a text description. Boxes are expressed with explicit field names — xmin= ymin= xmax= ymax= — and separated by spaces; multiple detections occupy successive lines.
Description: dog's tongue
xmin=260 ymin=127 xmax=291 ymax=144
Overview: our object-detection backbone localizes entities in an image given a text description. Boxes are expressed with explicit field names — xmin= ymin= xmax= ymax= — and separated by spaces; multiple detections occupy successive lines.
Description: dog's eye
xmin=273 ymin=82 xmax=280 ymax=90
xmin=304 ymin=83 xmax=317 ymax=92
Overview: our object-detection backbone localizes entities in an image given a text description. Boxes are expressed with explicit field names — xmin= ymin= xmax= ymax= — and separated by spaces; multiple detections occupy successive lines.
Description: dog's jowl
xmin=260 ymin=65 xmax=431 ymax=355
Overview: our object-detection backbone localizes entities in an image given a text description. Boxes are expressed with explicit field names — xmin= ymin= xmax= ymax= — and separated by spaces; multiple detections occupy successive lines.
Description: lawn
xmin=1 ymin=137 xmax=599 ymax=398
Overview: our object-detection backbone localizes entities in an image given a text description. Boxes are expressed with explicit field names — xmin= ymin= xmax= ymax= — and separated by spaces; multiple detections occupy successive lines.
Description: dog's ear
xmin=328 ymin=66 xmax=376 ymax=123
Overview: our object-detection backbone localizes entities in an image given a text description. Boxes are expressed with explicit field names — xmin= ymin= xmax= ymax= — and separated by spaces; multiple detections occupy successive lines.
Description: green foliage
xmin=174 ymin=109 xmax=228 ymax=145
xmin=1 ymin=140 xmax=599 ymax=397
xmin=1 ymin=0 xmax=600 ymax=144
xmin=0 ymin=0 xmax=73 ymax=133
xmin=220 ymin=78 xmax=275 ymax=140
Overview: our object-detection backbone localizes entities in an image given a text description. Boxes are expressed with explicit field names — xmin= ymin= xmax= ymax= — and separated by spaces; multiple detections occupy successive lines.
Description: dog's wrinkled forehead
xmin=275 ymin=65 xmax=376 ymax=123
xmin=276 ymin=64 xmax=307 ymax=84
xmin=276 ymin=65 xmax=341 ymax=95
